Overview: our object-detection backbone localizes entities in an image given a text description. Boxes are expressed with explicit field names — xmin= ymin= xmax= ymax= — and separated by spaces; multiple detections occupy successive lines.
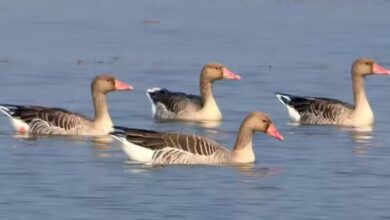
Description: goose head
xmin=242 ymin=112 xmax=284 ymax=141
xmin=91 ymin=74 xmax=133 ymax=95
xmin=200 ymin=63 xmax=241 ymax=82
xmin=352 ymin=58 xmax=390 ymax=77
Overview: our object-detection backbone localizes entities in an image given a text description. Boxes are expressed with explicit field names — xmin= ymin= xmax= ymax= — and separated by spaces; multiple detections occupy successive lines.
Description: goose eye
xmin=106 ymin=79 xmax=110 ymax=82
xmin=365 ymin=62 xmax=370 ymax=65
xmin=262 ymin=120 xmax=267 ymax=123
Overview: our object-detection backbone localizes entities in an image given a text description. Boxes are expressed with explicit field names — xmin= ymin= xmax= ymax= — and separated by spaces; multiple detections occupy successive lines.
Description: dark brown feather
xmin=2 ymin=104 xmax=90 ymax=130
xmin=148 ymin=89 xmax=202 ymax=113
xmin=118 ymin=127 xmax=219 ymax=156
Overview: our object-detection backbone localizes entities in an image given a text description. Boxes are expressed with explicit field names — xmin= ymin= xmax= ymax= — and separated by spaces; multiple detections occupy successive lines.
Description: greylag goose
xmin=0 ymin=75 xmax=133 ymax=136
xmin=111 ymin=112 xmax=283 ymax=165
xmin=146 ymin=63 xmax=240 ymax=121
xmin=276 ymin=58 xmax=390 ymax=127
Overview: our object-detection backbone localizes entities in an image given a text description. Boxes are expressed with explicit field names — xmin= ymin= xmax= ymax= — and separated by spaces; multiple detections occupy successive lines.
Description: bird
xmin=146 ymin=63 xmax=240 ymax=121
xmin=0 ymin=74 xmax=133 ymax=136
xmin=111 ymin=112 xmax=283 ymax=165
xmin=276 ymin=58 xmax=390 ymax=127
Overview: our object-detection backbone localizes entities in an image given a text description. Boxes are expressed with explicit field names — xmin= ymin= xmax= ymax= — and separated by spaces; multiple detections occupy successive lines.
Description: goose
xmin=0 ymin=74 xmax=133 ymax=136
xmin=276 ymin=58 xmax=390 ymax=127
xmin=111 ymin=112 xmax=283 ymax=165
xmin=146 ymin=63 xmax=240 ymax=121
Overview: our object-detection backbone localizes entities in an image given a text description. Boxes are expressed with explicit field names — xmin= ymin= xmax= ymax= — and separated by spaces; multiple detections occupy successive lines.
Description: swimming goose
xmin=0 ymin=74 xmax=133 ymax=136
xmin=276 ymin=58 xmax=390 ymax=127
xmin=146 ymin=63 xmax=240 ymax=121
xmin=111 ymin=112 xmax=283 ymax=165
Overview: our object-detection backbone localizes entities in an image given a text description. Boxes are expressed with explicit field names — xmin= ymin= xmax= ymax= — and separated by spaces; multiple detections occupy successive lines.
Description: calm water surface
xmin=1 ymin=1 xmax=390 ymax=219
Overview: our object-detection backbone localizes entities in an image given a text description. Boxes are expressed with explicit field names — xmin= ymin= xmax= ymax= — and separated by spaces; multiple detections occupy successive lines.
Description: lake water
xmin=1 ymin=0 xmax=390 ymax=219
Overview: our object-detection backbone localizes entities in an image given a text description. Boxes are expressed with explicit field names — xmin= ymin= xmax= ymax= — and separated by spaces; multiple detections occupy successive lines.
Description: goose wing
xmin=0 ymin=104 xmax=91 ymax=134
xmin=147 ymin=88 xmax=202 ymax=114
xmin=276 ymin=93 xmax=354 ymax=124
xmin=112 ymin=127 xmax=225 ymax=156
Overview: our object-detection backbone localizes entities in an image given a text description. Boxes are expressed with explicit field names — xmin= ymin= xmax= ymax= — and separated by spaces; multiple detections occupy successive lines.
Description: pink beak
xmin=222 ymin=67 xmax=241 ymax=80
xmin=373 ymin=63 xmax=390 ymax=75
xmin=266 ymin=123 xmax=284 ymax=141
xmin=114 ymin=80 xmax=133 ymax=91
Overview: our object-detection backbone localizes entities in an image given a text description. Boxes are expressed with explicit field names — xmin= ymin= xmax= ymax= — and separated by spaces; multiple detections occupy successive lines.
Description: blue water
xmin=1 ymin=1 xmax=390 ymax=219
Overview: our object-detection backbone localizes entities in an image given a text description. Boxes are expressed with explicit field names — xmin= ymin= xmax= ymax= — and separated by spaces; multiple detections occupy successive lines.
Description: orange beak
xmin=373 ymin=63 xmax=390 ymax=75
xmin=222 ymin=67 xmax=241 ymax=80
xmin=266 ymin=123 xmax=284 ymax=141
xmin=114 ymin=80 xmax=133 ymax=91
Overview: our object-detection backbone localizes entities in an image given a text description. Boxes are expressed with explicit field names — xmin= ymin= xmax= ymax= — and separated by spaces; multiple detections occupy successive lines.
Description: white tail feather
xmin=275 ymin=94 xmax=301 ymax=123
xmin=0 ymin=106 xmax=30 ymax=132
xmin=0 ymin=106 xmax=12 ymax=118
xmin=275 ymin=94 xmax=290 ymax=107
xmin=146 ymin=87 xmax=162 ymax=93
xmin=146 ymin=88 xmax=162 ymax=117
xmin=111 ymin=135 xmax=154 ymax=163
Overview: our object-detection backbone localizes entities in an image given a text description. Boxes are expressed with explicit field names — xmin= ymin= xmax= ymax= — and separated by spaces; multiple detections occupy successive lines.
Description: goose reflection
xmin=234 ymin=163 xmax=283 ymax=176
xmin=153 ymin=119 xmax=222 ymax=129
xmin=12 ymin=132 xmax=117 ymax=157
xmin=340 ymin=126 xmax=374 ymax=155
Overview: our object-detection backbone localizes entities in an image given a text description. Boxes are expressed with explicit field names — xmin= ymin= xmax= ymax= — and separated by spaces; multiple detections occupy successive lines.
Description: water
xmin=1 ymin=0 xmax=390 ymax=219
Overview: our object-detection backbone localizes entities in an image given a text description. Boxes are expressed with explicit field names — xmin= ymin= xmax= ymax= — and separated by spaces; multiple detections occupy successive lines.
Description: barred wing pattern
xmin=278 ymin=94 xmax=354 ymax=125
xmin=114 ymin=127 xmax=231 ymax=165
xmin=147 ymin=88 xmax=202 ymax=120
xmin=152 ymin=147 xmax=230 ymax=165
xmin=0 ymin=104 xmax=91 ymax=135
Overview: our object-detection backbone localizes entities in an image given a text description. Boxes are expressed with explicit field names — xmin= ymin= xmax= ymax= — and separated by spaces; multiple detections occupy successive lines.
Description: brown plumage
xmin=146 ymin=63 xmax=241 ymax=121
xmin=276 ymin=58 xmax=390 ymax=127
xmin=111 ymin=112 xmax=283 ymax=165
xmin=0 ymin=74 xmax=133 ymax=136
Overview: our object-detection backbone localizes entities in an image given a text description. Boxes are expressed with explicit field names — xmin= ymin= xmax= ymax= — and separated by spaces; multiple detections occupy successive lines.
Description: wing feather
xmin=280 ymin=94 xmax=354 ymax=124
xmin=0 ymin=104 xmax=90 ymax=134
xmin=148 ymin=89 xmax=202 ymax=114
xmin=115 ymin=127 xmax=222 ymax=156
